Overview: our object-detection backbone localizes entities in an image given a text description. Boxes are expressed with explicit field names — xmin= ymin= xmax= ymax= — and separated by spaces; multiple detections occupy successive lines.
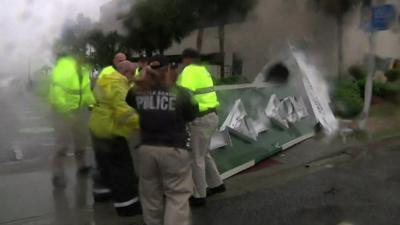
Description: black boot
xmin=189 ymin=196 xmax=206 ymax=207
xmin=115 ymin=200 xmax=142 ymax=217
xmin=93 ymin=192 xmax=112 ymax=203
xmin=207 ymin=184 xmax=226 ymax=197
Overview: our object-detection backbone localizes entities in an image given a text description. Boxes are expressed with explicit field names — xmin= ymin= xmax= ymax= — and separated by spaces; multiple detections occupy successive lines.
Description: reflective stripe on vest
xmin=135 ymin=68 xmax=141 ymax=78
xmin=193 ymin=86 xmax=215 ymax=95
xmin=178 ymin=64 xmax=219 ymax=112
xmin=52 ymin=82 xmax=89 ymax=95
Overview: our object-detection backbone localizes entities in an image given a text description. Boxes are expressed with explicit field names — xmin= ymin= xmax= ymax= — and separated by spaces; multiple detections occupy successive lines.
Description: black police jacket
xmin=126 ymin=85 xmax=199 ymax=150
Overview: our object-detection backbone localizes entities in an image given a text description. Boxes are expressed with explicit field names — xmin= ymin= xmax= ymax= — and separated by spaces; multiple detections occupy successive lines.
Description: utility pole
xmin=358 ymin=1 xmax=396 ymax=130
xmin=359 ymin=32 xmax=377 ymax=129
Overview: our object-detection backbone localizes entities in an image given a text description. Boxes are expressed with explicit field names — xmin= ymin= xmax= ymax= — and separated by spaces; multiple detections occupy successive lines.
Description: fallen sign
xmin=219 ymin=99 xmax=258 ymax=143
xmin=211 ymin=47 xmax=337 ymax=180
xmin=211 ymin=95 xmax=309 ymax=150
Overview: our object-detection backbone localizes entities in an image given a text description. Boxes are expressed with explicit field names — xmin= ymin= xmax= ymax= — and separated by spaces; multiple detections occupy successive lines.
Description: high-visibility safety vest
xmin=177 ymin=64 xmax=219 ymax=112
xmin=134 ymin=67 xmax=141 ymax=79
xmin=98 ymin=65 xmax=116 ymax=80
xmin=89 ymin=72 xmax=139 ymax=138
xmin=48 ymin=56 xmax=95 ymax=113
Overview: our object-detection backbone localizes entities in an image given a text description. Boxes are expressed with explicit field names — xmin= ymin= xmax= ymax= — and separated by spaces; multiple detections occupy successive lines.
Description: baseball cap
xmin=148 ymin=55 xmax=169 ymax=69
xmin=182 ymin=48 xmax=200 ymax=59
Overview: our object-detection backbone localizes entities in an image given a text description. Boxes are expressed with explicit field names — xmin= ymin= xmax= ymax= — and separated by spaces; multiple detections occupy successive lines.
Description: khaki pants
xmin=127 ymin=132 xmax=141 ymax=177
xmin=190 ymin=112 xmax=223 ymax=198
xmin=52 ymin=110 xmax=89 ymax=177
xmin=138 ymin=145 xmax=192 ymax=225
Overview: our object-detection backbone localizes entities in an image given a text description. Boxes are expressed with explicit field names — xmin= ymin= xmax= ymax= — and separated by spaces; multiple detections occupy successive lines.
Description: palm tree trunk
xmin=218 ymin=25 xmax=225 ymax=79
xmin=337 ymin=15 xmax=344 ymax=79
xmin=196 ymin=28 xmax=204 ymax=53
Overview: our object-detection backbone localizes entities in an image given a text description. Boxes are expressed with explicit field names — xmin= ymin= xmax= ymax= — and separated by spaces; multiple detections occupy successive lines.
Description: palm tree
xmin=311 ymin=0 xmax=362 ymax=79
xmin=193 ymin=0 xmax=257 ymax=78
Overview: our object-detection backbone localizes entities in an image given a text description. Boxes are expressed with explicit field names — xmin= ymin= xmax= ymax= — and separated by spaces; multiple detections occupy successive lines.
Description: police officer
xmin=49 ymin=53 xmax=95 ymax=187
xmin=177 ymin=48 xmax=226 ymax=207
xmin=134 ymin=55 xmax=147 ymax=80
xmin=126 ymin=55 xmax=198 ymax=225
xmin=90 ymin=61 xmax=141 ymax=217
xmin=97 ymin=53 xmax=127 ymax=80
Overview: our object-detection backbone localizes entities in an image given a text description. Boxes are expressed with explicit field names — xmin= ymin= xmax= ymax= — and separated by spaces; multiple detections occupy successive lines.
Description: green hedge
xmin=333 ymin=80 xmax=363 ymax=118
xmin=385 ymin=69 xmax=400 ymax=82
xmin=357 ymin=79 xmax=400 ymax=99
xmin=382 ymin=83 xmax=400 ymax=102
xmin=357 ymin=79 xmax=385 ymax=97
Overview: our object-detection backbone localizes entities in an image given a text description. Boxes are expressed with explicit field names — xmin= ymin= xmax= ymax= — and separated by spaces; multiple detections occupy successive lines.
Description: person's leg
xmin=91 ymin=135 xmax=112 ymax=202
xmin=127 ymin=132 xmax=141 ymax=177
xmin=160 ymin=147 xmax=193 ymax=225
xmin=191 ymin=113 xmax=223 ymax=196
xmin=71 ymin=111 xmax=90 ymax=173
xmin=204 ymin=152 xmax=223 ymax=188
xmin=202 ymin=113 xmax=223 ymax=189
xmin=190 ymin=118 xmax=208 ymax=199
xmin=52 ymin=112 xmax=71 ymax=188
xmin=52 ymin=146 xmax=68 ymax=188
xmin=138 ymin=145 xmax=164 ymax=225
xmin=191 ymin=113 xmax=224 ymax=203
xmin=107 ymin=137 xmax=140 ymax=216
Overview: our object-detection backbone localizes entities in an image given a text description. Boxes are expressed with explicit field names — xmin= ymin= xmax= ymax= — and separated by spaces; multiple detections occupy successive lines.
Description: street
xmin=0 ymin=87 xmax=399 ymax=225
xmin=194 ymin=137 xmax=400 ymax=225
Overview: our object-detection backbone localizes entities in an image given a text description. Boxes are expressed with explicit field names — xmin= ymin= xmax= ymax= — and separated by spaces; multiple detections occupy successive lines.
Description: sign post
xmin=359 ymin=3 xmax=397 ymax=130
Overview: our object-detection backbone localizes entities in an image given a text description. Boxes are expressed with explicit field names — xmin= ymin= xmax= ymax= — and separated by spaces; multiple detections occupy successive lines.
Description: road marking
xmin=19 ymin=127 xmax=54 ymax=134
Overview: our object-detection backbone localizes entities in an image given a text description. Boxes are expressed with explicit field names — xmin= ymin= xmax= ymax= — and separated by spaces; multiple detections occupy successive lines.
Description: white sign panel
xmin=291 ymin=49 xmax=339 ymax=134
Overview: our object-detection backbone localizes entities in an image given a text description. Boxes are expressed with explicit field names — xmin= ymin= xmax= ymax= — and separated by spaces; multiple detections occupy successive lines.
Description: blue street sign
xmin=372 ymin=4 xmax=397 ymax=31
xmin=360 ymin=6 xmax=373 ymax=32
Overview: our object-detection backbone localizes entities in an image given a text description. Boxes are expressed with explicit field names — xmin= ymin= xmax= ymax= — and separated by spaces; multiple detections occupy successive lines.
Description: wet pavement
xmin=193 ymin=137 xmax=400 ymax=225
xmin=1 ymin=135 xmax=399 ymax=225
xmin=0 ymin=86 xmax=55 ymax=164
xmin=1 ymin=86 xmax=400 ymax=225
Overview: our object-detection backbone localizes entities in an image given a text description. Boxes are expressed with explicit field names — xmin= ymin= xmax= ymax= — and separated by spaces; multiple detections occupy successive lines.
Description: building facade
xmin=165 ymin=0 xmax=400 ymax=80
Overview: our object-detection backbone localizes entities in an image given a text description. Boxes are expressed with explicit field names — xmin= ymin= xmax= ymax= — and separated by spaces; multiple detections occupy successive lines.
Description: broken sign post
xmin=360 ymin=4 xmax=396 ymax=129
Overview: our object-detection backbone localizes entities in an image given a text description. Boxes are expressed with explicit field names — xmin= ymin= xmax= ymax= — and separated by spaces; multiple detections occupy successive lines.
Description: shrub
xmin=356 ymin=79 xmax=366 ymax=94
xmin=348 ymin=65 xmax=367 ymax=80
xmin=333 ymin=80 xmax=364 ymax=118
xmin=382 ymin=83 xmax=400 ymax=100
xmin=373 ymin=81 xmax=386 ymax=97
xmin=385 ymin=69 xmax=400 ymax=82
xmin=356 ymin=79 xmax=388 ymax=98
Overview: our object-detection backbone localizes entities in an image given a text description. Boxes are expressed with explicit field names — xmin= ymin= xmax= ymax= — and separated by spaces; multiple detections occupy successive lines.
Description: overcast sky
xmin=0 ymin=0 xmax=109 ymax=76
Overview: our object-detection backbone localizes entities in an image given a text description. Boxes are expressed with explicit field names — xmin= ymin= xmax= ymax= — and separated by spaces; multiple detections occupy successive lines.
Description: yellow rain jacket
xmin=98 ymin=65 xmax=116 ymax=80
xmin=49 ymin=56 xmax=95 ymax=113
xmin=89 ymin=71 xmax=139 ymax=138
